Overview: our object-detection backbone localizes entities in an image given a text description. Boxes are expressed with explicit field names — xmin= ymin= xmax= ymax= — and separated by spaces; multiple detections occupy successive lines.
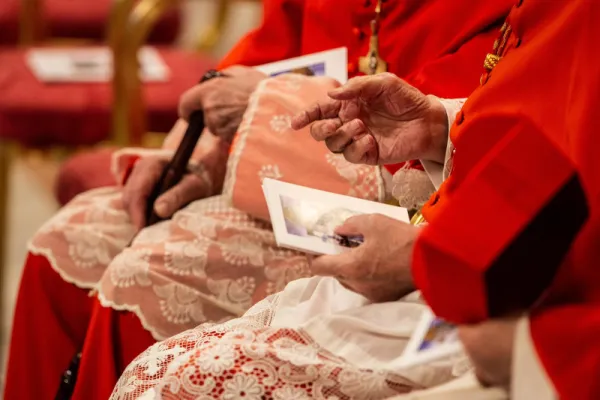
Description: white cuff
xmin=420 ymin=98 xmax=466 ymax=189
xmin=511 ymin=316 xmax=557 ymax=400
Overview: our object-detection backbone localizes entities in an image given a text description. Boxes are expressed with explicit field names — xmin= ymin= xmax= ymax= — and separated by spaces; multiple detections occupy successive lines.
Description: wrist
xmin=422 ymin=95 xmax=450 ymax=164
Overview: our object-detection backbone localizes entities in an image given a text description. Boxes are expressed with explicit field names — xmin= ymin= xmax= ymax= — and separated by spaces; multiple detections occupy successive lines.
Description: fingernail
xmin=154 ymin=201 xmax=168 ymax=217
xmin=290 ymin=115 xmax=303 ymax=129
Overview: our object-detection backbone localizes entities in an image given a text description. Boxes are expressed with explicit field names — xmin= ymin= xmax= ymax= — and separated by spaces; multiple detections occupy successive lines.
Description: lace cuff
xmin=390 ymin=98 xmax=466 ymax=209
xmin=420 ymin=98 xmax=466 ymax=189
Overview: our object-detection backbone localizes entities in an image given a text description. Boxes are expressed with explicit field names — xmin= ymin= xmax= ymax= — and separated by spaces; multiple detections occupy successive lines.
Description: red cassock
xmin=219 ymin=0 xmax=515 ymax=174
xmin=4 ymin=1 xmax=513 ymax=399
xmin=413 ymin=0 xmax=600 ymax=398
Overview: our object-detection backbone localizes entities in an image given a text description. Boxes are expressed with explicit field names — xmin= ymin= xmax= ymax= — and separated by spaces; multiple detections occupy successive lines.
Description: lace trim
xmin=28 ymin=243 xmax=99 ymax=291
xmin=222 ymin=79 xmax=269 ymax=201
xmin=391 ymin=166 xmax=436 ymax=210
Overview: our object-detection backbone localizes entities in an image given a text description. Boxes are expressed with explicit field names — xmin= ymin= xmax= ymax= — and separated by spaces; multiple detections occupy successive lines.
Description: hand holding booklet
xmin=262 ymin=178 xmax=408 ymax=255
xmin=262 ymin=178 xmax=463 ymax=368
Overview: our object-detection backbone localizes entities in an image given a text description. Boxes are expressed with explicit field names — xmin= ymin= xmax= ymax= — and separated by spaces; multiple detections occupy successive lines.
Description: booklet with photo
xmin=26 ymin=47 xmax=170 ymax=83
xmin=397 ymin=309 xmax=463 ymax=369
xmin=255 ymin=47 xmax=348 ymax=84
xmin=262 ymin=178 xmax=408 ymax=255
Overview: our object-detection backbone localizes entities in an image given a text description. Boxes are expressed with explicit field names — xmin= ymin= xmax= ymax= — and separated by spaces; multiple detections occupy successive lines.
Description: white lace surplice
xmin=111 ymin=277 xmax=471 ymax=399
xmin=27 ymin=75 xmax=385 ymax=340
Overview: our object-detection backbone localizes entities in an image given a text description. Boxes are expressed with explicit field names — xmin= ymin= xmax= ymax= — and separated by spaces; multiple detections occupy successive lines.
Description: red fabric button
xmin=348 ymin=62 xmax=358 ymax=74
xmin=352 ymin=27 xmax=365 ymax=40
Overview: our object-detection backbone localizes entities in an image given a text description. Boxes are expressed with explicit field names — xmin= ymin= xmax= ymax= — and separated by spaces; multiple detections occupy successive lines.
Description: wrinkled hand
xmin=291 ymin=73 xmax=448 ymax=165
xmin=310 ymin=214 xmax=418 ymax=302
xmin=122 ymin=156 xmax=211 ymax=230
xmin=179 ymin=65 xmax=266 ymax=142
xmin=458 ymin=317 xmax=518 ymax=388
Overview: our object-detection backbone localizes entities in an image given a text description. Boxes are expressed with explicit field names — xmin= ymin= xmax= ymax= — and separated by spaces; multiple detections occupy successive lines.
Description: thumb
xmin=153 ymin=174 xmax=208 ymax=218
xmin=333 ymin=214 xmax=373 ymax=237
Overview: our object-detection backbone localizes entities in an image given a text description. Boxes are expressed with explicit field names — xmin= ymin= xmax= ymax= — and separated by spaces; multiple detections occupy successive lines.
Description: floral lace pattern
xmin=28 ymin=74 xmax=386 ymax=340
xmin=111 ymin=278 xmax=470 ymax=399
xmin=30 ymin=184 xmax=316 ymax=339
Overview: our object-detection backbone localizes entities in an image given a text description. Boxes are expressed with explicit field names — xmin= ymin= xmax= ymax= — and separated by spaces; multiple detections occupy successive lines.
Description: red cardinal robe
xmin=413 ymin=0 xmax=600 ymax=398
xmin=3 ymin=1 xmax=514 ymax=399
xmin=219 ymin=0 xmax=515 ymax=174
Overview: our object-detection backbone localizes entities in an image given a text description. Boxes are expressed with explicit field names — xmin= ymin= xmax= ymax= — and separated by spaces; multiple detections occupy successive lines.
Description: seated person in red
xmin=4 ymin=0 xmax=513 ymax=399
xmin=290 ymin=0 xmax=600 ymax=397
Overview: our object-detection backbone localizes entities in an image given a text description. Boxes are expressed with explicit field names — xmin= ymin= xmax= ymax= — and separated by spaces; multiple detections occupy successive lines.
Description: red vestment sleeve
xmin=530 ymin=304 xmax=600 ymax=399
xmin=412 ymin=114 xmax=588 ymax=324
xmin=217 ymin=0 xmax=305 ymax=69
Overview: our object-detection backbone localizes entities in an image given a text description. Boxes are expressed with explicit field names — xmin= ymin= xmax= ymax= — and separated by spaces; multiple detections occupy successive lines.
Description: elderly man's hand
xmin=122 ymin=155 xmax=211 ymax=231
xmin=458 ymin=317 xmax=518 ymax=388
xmin=179 ymin=65 xmax=266 ymax=142
xmin=311 ymin=214 xmax=418 ymax=302
xmin=291 ymin=73 xmax=448 ymax=165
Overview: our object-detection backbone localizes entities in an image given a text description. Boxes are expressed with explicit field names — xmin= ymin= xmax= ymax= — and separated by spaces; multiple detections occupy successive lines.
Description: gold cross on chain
xmin=358 ymin=0 xmax=388 ymax=75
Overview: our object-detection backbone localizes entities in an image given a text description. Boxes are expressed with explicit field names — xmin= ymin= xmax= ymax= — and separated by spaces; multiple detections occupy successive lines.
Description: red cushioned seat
xmin=0 ymin=0 xmax=180 ymax=45
xmin=55 ymin=147 xmax=118 ymax=205
xmin=0 ymin=47 xmax=215 ymax=147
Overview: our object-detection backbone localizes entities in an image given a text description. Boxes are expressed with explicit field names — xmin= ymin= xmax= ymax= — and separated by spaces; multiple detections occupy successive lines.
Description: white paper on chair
xmin=26 ymin=47 xmax=170 ymax=83
xmin=255 ymin=47 xmax=348 ymax=84
xmin=397 ymin=309 xmax=464 ymax=368
xmin=262 ymin=178 xmax=408 ymax=255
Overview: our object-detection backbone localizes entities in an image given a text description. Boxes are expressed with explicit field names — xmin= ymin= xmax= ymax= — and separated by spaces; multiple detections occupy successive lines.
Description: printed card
xmin=262 ymin=178 xmax=408 ymax=255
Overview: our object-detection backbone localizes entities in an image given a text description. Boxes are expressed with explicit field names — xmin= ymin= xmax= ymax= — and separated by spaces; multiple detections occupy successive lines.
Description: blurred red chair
xmin=0 ymin=0 xmax=231 ymax=301
xmin=0 ymin=0 xmax=180 ymax=46
xmin=53 ymin=0 xmax=262 ymax=206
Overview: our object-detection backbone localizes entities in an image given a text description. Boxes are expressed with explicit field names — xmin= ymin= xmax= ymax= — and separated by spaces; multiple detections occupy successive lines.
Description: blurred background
xmin=0 ymin=0 xmax=262 ymax=386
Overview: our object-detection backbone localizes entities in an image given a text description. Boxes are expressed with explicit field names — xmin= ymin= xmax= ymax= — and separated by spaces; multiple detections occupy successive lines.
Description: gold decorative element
xmin=410 ymin=210 xmax=426 ymax=226
xmin=196 ymin=0 xmax=262 ymax=51
xmin=112 ymin=0 xmax=239 ymax=146
xmin=0 ymin=139 xmax=11 ymax=345
xmin=483 ymin=53 xmax=501 ymax=71
xmin=111 ymin=0 xmax=181 ymax=146
xmin=358 ymin=0 xmax=388 ymax=75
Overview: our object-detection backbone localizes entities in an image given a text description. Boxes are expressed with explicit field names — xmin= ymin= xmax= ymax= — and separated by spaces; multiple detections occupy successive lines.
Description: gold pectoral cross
xmin=358 ymin=0 xmax=388 ymax=75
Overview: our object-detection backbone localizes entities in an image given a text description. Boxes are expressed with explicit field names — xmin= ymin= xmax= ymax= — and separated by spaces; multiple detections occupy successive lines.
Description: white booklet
xmin=255 ymin=47 xmax=348 ymax=84
xmin=262 ymin=178 xmax=408 ymax=255
xmin=26 ymin=46 xmax=170 ymax=83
